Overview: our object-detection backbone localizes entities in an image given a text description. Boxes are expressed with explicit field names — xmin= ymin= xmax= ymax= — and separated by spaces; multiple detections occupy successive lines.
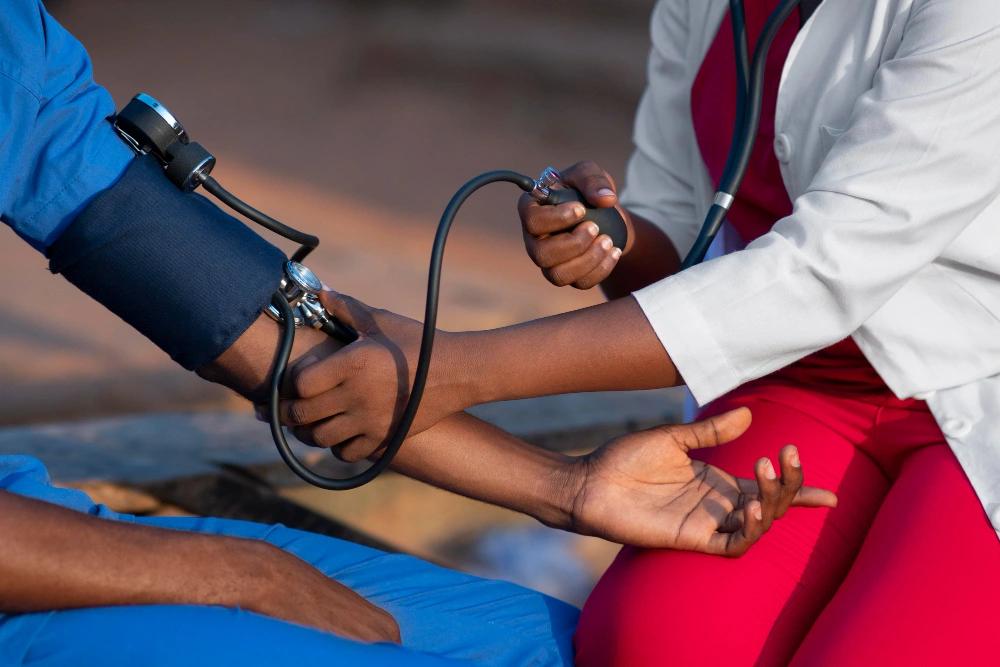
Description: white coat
xmin=624 ymin=0 xmax=1000 ymax=537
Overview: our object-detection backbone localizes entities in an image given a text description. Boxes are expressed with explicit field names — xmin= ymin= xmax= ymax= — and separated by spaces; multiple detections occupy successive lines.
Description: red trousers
xmin=575 ymin=374 xmax=1000 ymax=666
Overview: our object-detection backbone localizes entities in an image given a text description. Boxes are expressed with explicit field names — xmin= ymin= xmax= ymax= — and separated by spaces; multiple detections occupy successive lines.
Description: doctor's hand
xmin=518 ymin=161 xmax=633 ymax=289
xmin=566 ymin=408 xmax=838 ymax=556
xmin=269 ymin=289 xmax=463 ymax=462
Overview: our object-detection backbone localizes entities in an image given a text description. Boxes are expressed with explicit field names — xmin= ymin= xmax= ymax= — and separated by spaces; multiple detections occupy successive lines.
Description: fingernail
xmin=586 ymin=222 xmax=599 ymax=237
xmin=764 ymin=459 xmax=777 ymax=480
xmin=612 ymin=247 xmax=622 ymax=260
xmin=790 ymin=447 xmax=801 ymax=468
xmin=597 ymin=188 xmax=615 ymax=198
xmin=573 ymin=204 xmax=587 ymax=218
xmin=600 ymin=236 xmax=613 ymax=251
xmin=752 ymin=501 xmax=763 ymax=521
xmin=254 ymin=409 xmax=266 ymax=422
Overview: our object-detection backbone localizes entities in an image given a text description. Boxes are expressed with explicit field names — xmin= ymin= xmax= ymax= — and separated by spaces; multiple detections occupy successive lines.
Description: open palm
xmin=569 ymin=408 xmax=837 ymax=557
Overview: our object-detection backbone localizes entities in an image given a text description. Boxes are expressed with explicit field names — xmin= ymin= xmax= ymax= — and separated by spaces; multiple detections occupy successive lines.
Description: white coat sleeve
xmin=634 ymin=0 xmax=1000 ymax=404
xmin=617 ymin=0 xmax=704 ymax=257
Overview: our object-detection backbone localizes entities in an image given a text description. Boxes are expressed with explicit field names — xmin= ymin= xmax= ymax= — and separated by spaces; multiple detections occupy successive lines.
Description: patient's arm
xmin=359 ymin=408 xmax=835 ymax=556
xmin=197 ymin=298 xmax=835 ymax=554
xmin=0 ymin=490 xmax=399 ymax=642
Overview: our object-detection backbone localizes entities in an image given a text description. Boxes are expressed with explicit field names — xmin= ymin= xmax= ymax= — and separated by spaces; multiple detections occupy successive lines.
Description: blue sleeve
xmin=0 ymin=0 xmax=133 ymax=252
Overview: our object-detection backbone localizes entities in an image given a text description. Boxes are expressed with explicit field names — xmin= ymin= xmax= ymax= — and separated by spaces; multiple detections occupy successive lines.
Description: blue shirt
xmin=0 ymin=0 xmax=133 ymax=252
xmin=0 ymin=3 xmax=133 ymax=489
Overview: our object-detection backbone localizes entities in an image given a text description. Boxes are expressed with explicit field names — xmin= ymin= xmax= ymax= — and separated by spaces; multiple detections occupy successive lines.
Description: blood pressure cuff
xmin=48 ymin=154 xmax=287 ymax=370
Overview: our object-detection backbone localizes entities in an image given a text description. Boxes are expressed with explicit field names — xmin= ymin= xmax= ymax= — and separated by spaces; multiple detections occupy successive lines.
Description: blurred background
xmin=0 ymin=0 xmax=675 ymax=606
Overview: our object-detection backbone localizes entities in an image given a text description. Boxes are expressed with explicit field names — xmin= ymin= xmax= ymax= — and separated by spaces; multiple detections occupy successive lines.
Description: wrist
xmin=532 ymin=455 xmax=588 ymax=532
xmin=437 ymin=330 xmax=491 ymax=410
xmin=198 ymin=315 xmax=340 ymax=404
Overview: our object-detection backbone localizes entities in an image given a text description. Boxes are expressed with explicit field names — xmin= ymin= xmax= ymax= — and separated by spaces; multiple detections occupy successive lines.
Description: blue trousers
xmin=0 ymin=457 xmax=579 ymax=666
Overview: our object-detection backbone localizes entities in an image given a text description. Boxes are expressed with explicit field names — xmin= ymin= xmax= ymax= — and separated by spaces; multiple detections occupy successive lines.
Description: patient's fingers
xmin=754 ymin=457 xmax=781 ymax=531
xmin=736 ymin=477 xmax=837 ymax=509
xmin=735 ymin=454 xmax=838 ymax=510
xmin=708 ymin=500 xmax=764 ymax=558
xmin=774 ymin=445 xmax=803 ymax=519
xmin=717 ymin=506 xmax=745 ymax=534
xmin=791 ymin=486 xmax=838 ymax=508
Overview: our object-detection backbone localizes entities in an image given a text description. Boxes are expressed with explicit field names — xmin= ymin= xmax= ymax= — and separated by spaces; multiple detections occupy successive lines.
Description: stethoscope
xmin=113 ymin=0 xmax=803 ymax=490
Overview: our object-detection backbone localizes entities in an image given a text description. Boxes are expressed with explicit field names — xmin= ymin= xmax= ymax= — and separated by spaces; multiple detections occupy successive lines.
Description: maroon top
xmin=690 ymin=3 xmax=888 ymax=394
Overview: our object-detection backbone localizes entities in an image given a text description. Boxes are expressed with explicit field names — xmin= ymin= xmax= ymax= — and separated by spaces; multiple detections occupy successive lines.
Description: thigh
xmin=4 ymin=604 xmax=457 ymax=667
xmin=791 ymin=443 xmax=1000 ymax=666
xmin=574 ymin=389 xmax=890 ymax=667
xmin=133 ymin=516 xmax=579 ymax=667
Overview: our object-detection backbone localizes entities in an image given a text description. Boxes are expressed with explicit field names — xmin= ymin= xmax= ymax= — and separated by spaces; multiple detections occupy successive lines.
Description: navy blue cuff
xmin=49 ymin=154 xmax=287 ymax=371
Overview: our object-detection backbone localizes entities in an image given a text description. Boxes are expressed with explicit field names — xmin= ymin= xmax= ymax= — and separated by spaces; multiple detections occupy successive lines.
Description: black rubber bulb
xmin=544 ymin=188 xmax=629 ymax=250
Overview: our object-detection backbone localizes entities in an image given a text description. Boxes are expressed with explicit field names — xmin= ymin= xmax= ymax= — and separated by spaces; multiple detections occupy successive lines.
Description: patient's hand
xmin=567 ymin=408 xmax=837 ymax=557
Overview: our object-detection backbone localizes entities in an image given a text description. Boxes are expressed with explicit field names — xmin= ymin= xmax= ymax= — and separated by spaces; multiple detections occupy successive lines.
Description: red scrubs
xmin=574 ymin=4 xmax=1000 ymax=665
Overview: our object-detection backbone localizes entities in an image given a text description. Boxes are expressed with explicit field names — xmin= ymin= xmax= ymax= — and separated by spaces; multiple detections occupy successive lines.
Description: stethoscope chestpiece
xmin=265 ymin=261 xmax=329 ymax=329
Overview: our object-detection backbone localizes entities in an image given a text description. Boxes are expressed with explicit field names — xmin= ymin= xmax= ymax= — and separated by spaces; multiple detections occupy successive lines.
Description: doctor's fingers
xmin=290 ymin=415 xmax=370 ymax=460
xmin=518 ymin=193 xmax=587 ymax=236
xmin=560 ymin=161 xmax=619 ymax=209
xmin=543 ymin=234 xmax=619 ymax=288
xmin=572 ymin=248 xmax=621 ymax=290
xmin=318 ymin=289 xmax=381 ymax=334
xmin=523 ymin=220 xmax=600 ymax=268
xmin=293 ymin=347 xmax=364 ymax=399
xmin=276 ymin=391 xmax=350 ymax=427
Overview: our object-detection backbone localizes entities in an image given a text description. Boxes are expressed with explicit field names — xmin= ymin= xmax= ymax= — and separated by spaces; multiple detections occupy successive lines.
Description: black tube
xmin=290 ymin=245 xmax=314 ymax=263
xmin=320 ymin=318 xmax=359 ymax=345
xmin=682 ymin=0 xmax=801 ymax=269
xmin=268 ymin=170 xmax=535 ymax=490
xmin=719 ymin=0 xmax=751 ymax=187
xmin=201 ymin=175 xmax=319 ymax=250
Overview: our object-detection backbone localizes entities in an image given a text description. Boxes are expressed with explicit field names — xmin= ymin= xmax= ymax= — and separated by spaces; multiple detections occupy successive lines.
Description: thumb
xmin=669 ymin=407 xmax=753 ymax=452
xmin=319 ymin=287 xmax=370 ymax=332
xmin=562 ymin=160 xmax=618 ymax=209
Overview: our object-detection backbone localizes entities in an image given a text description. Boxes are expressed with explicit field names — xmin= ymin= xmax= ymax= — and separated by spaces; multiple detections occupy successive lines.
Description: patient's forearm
xmin=205 ymin=318 xmax=583 ymax=527
xmin=0 ymin=491 xmax=269 ymax=613
xmin=447 ymin=295 xmax=680 ymax=408
xmin=0 ymin=491 xmax=401 ymax=641
xmin=198 ymin=314 xmax=342 ymax=404
xmin=387 ymin=411 xmax=580 ymax=530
